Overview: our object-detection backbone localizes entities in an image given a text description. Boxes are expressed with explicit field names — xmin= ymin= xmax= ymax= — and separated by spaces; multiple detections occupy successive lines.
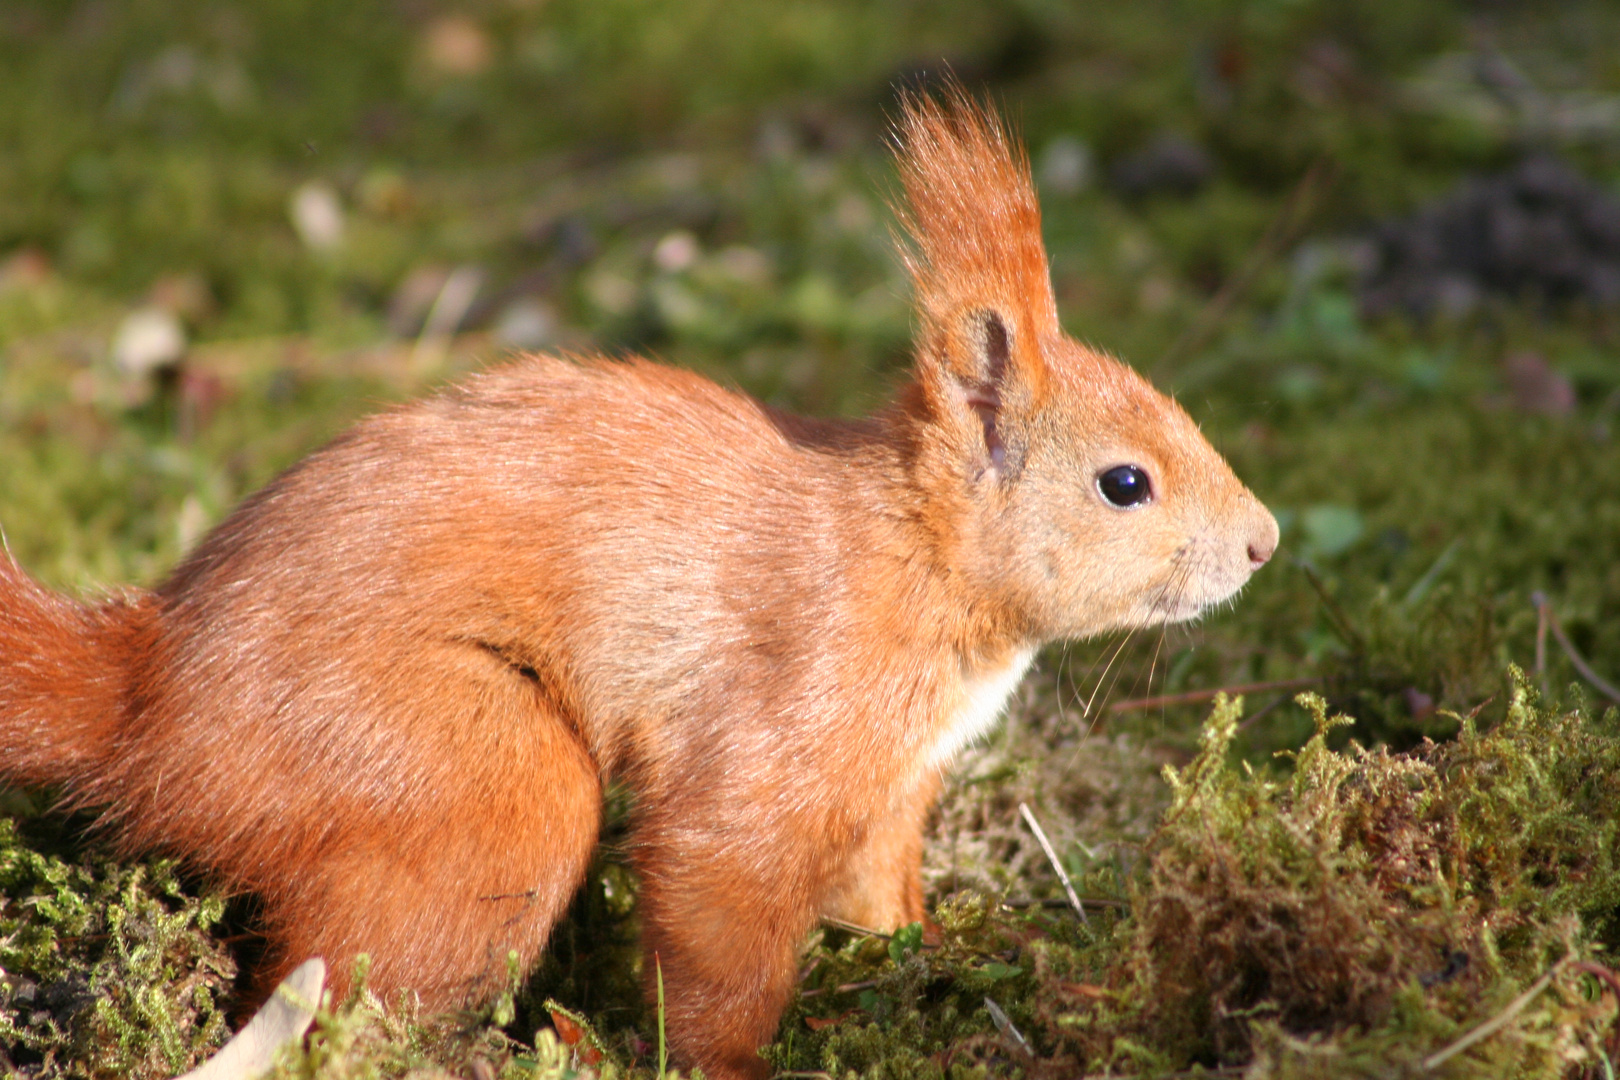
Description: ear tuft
xmin=891 ymin=84 xmax=1058 ymax=342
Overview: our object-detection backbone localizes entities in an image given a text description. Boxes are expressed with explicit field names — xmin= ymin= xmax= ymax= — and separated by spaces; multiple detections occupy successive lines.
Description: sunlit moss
xmin=0 ymin=818 xmax=234 ymax=1078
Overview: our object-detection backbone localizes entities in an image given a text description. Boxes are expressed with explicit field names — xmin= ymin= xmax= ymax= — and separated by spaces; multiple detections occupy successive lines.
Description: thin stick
xmin=409 ymin=264 xmax=483 ymax=374
xmin=984 ymin=996 xmax=1033 ymax=1057
xmin=1235 ymin=691 xmax=1292 ymax=733
xmin=1532 ymin=592 xmax=1620 ymax=705
xmin=1080 ymin=1070 xmax=1244 ymax=1080
xmin=1109 ymin=677 xmax=1320 ymax=714
xmin=1421 ymin=963 xmax=1563 ymax=1070
xmin=818 ymin=916 xmax=939 ymax=949
xmin=1000 ymin=896 xmax=1126 ymax=911
xmin=820 ymin=916 xmax=888 ymax=939
xmin=1019 ymin=802 xmax=1088 ymax=924
xmin=1535 ymin=597 xmax=1549 ymax=696
xmin=1299 ymin=561 xmax=1366 ymax=652
xmin=796 ymin=979 xmax=879 ymax=1001
xmin=1082 ymin=1070 xmax=1243 ymax=1079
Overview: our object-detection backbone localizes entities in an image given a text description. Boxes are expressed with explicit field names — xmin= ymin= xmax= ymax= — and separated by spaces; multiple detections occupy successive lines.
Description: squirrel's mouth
xmin=1149 ymin=594 xmax=1207 ymax=624
xmin=1146 ymin=568 xmax=1254 ymax=625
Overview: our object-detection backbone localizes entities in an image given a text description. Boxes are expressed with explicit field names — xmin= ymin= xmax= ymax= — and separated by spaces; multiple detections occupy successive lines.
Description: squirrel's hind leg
xmin=245 ymin=670 xmax=603 ymax=1013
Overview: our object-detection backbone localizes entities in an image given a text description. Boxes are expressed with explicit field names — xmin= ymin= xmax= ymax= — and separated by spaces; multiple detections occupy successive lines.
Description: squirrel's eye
xmin=1097 ymin=465 xmax=1152 ymax=508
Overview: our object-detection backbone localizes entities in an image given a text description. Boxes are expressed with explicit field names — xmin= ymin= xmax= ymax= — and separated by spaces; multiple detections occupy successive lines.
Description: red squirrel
xmin=0 ymin=92 xmax=1277 ymax=1079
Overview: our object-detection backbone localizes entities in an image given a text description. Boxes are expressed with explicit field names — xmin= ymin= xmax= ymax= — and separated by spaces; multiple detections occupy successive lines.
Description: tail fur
xmin=0 ymin=553 xmax=146 ymax=790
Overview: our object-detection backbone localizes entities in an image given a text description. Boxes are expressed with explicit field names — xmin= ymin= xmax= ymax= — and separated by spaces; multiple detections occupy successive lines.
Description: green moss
xmin=0 ymin=819 xmax=234 ymax=1078
xmin=261 ymin=958 xmax=558 ymax=1080
xmin=1050 ymin=679 xmax=1618 ymax=1076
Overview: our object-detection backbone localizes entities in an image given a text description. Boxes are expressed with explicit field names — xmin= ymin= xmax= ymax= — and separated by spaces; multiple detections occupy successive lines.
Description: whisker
xmin=1052 ymin=642 xmax=1070 ymax=730
xmin=1082 ymin=632 xmax=1133 ymax=729
xmin=1144 ymin=624 xmax=1169 ymax=714
xmin=1099 ymin=563 xmax=1179 ymax=702
xmin=1132 ymin=559 xmax=1198 ymax=726
xmin=1066 ymin=630 xmax=1139 ymax=770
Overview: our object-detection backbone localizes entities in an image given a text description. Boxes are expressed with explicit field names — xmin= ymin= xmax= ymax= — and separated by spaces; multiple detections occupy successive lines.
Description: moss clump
xmin=0 ymin=816 xmax=234 ymax=1078
xmin=264 ymin=951 xmax=689 ymax=1080
xmin=7 ymin=673 xmax=1619 ymax=1078
xmin=1048 ymin=674 xmax=1620 ymax=1076
xmin=768 ymin=893 xmax=1107 ymax=1079
xmin=262 ymin=958 xmax=558 ymax=1080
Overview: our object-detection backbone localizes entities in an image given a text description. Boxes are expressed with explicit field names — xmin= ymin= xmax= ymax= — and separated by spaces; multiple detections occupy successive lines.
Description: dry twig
xmin=1156 ymin=158 xmax=1335 ymax=372
xmin=1019 ymin=802 xmax=1088 ymax=924
xmin=1421 ymin=961 xmax=1565 ymax=1070
xmin=1532 ymin=592 xmax=1620 ymax=705
xmin=1109 ymin=677 xmax=1320 ymax=714
xmin=797 ymin=979 xmax=879 ymax=1001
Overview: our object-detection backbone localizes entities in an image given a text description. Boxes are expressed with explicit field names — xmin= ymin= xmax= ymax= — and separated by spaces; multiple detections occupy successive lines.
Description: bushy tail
xmin=0 ymin=553 xmax=148 ymax=789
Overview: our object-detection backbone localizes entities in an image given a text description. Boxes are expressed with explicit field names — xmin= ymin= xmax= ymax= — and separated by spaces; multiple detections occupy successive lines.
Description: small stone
xmin=149 ymin=272 xmax=213 ymax=322
xmin=1108 ymin=134 xmax=1212 ymax=199
xmin=289 ymin=181 xmax=345 ymax=252
xmin=493 ymin=298 xmax=558 ymax=350
xmin=421 ymin=14 xmax=492 ymax=77
xmin=0 ymin=246 xmax=51 ymax=290
xmin=1038 ymin=135 xmax=1092 ymax=197
xmin=653 ymin=230 xmax=700 ymax=273
xmin=585 ymin=271 xmax=637 ymax=316
xmin=1501 ymin=352 xmax=1576 ymax=416
xmin=714 ymin=245 xmax=772 ymax=286
xmin=112 ymin=307 xmax=186 ymax=378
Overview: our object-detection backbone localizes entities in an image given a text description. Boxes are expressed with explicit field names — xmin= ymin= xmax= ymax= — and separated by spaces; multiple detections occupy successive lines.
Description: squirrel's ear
xmin=966 ymin=308 xmax=1012 ymax=388
xmin=953 ymin=307 xmax=1018 ymax=471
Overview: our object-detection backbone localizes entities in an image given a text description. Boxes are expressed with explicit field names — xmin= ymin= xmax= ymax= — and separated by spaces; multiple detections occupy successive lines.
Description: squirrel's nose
xmin=1246 ymin=505 xmax=1280 ymax=569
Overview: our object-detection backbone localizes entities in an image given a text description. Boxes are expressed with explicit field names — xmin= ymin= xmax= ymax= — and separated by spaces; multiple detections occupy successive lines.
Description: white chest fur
xmin=928 ymin=648 xmax=1036 ymax=769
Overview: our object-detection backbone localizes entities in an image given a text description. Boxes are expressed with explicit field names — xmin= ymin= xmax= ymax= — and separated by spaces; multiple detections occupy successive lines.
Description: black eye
xmin=1097 ymin=465 xmax=1152 ymax=508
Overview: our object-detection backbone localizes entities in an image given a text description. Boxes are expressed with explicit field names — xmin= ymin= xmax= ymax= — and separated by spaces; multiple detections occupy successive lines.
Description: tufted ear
xmin=890 ymin=86 xmax=1059 ymax=479
xmin=891 ymin=87 xmax=1059 ymax=351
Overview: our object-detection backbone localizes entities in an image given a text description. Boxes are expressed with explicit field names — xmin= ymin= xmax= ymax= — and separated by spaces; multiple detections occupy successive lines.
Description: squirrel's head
xmin=892 ymin=88 xmax=1278 ymax=644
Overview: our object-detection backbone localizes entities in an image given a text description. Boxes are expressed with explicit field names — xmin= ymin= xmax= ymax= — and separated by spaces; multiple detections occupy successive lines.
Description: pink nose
xmin=1247 ymin=505 xmax=1280 ymax=569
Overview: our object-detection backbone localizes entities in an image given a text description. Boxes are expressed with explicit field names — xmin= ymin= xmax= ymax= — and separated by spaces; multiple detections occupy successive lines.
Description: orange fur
xmin=0 ymin=91 xmax=1276 ymax=1079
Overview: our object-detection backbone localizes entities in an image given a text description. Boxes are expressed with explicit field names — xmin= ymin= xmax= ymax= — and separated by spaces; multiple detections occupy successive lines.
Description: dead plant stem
xmin=1156 ymin=158 xmax=1333 ymax=373
xmin=1019 ymin=802 xmax=1088 ymax=924
xmin=1110 ymin=677 xmax=1320 ymax=714
xmin=1421 ymin=962 xmax=1565 ymax=1070
xmin=1532 ymin=592 xmax=1620 ymax=705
